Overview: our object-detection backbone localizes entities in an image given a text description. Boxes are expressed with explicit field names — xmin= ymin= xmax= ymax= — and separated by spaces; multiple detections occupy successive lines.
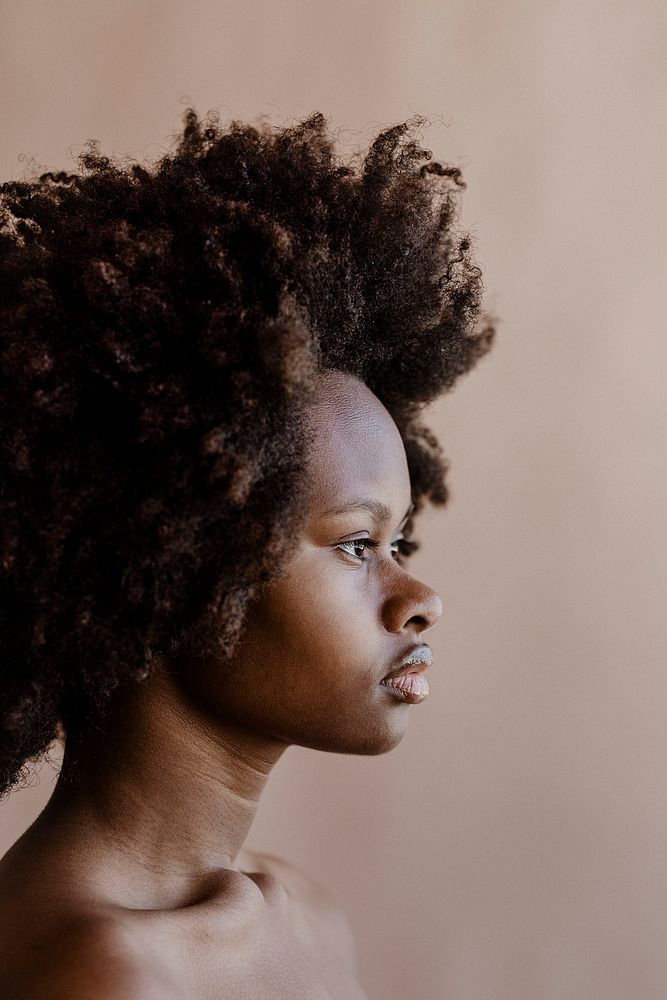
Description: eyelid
xmin=335 ymin=534 xmax=405 ymax=563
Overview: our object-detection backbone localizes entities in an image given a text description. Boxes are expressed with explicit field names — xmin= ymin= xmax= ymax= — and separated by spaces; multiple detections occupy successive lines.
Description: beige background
xmin=2 ymin=2 xmax=666 ymax=998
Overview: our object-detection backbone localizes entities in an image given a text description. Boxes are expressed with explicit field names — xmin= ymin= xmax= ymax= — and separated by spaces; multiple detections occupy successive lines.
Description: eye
xmin=336 ymin=537 xmax=406 ymax=564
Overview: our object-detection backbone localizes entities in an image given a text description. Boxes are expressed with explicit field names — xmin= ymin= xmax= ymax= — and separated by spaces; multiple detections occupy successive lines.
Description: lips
xmin=380 ymin=644 xmax=432 ymax=704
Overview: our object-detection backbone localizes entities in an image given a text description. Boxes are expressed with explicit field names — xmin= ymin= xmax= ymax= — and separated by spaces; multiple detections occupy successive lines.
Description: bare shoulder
xmin=1 ymin=914 xmax=180 ymax=1000
xmin=237 ymin=847 xmax=359 ymax=973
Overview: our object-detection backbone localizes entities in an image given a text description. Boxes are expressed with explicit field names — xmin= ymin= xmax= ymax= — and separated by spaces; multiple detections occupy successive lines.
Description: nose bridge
xmin=382 ymin=569 xmax=443 ymax=633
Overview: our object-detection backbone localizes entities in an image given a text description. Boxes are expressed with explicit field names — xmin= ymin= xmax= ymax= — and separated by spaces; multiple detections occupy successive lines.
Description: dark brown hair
xmin=0 ymin=109 xmax=494 ymax=797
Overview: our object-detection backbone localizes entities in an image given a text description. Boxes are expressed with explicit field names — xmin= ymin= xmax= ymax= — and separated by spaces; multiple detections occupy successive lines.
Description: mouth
xmin=379 ymin=645 xmax=432 ymax=704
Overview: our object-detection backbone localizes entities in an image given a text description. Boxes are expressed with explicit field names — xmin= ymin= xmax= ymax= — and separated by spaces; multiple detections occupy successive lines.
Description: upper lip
xmin=381 ymin=644 xmax=433 ymax=682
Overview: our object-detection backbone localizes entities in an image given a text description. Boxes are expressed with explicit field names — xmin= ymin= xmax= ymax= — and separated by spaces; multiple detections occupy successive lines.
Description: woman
xmin=0 ymin=110 xmax=494 ymax=998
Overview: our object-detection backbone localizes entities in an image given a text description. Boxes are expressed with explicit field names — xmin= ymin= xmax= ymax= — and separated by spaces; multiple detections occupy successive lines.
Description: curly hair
xmin=0 ymin=109 xmax=494 ymax=798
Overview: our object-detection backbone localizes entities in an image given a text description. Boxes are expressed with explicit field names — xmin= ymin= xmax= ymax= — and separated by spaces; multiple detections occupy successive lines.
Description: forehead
xmin=305 ymin=371 xmax=410 ymax=509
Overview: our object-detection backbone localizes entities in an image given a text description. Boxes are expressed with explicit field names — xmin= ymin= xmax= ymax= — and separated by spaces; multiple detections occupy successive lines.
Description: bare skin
xmin=0 ymin=369 xmax=443 ymax=998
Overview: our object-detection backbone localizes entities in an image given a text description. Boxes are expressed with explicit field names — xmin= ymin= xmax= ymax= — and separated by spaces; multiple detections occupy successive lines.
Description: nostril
xmin=411 ymin=611 xmax=439 ymax=631
xmin=382 ymin=583 xmax=443 ymax=634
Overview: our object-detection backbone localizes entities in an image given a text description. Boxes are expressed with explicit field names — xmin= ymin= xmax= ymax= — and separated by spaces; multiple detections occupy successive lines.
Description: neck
xmin=39 ymin=662 xmax=288 ymax=909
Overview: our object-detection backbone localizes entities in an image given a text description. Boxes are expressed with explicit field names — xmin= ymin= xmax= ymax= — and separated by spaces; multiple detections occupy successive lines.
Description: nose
xmin=382 ymin=579 xmax=443 ymax=634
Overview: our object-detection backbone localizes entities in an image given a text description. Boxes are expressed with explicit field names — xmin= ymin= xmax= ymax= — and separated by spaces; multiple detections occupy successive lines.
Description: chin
xmin=359 ymin=725 xmax=408 ymax=756
xmin=299 ymin=716 xmax=409 ymax=756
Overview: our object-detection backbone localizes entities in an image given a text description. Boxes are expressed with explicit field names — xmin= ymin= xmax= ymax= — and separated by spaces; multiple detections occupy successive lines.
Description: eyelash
xmin=336 ymin=537 xmax=407 ymax=564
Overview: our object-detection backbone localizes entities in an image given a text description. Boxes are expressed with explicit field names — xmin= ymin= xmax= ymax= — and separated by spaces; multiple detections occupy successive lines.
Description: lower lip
xmin=379 ymin=672 xmax=429 ymax=704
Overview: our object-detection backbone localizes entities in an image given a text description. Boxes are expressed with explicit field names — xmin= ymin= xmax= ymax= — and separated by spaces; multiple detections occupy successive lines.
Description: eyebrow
xmin=319 ymin=499 xmax=415 ymax=526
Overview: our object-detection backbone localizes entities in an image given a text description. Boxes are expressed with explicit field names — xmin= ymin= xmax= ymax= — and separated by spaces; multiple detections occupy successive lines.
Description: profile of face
xmin=181 ymin=369 xmax=443 ymax=756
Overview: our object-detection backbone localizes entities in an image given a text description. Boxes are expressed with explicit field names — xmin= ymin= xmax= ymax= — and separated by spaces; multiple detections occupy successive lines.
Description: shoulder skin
xmin=1 ymin=916 xmax=181 ymax=1000
xmin=238 ymin=847 xmax=360 ymax=976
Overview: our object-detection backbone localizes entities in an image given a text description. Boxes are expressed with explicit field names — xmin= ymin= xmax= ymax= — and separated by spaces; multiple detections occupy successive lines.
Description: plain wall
xmin=1 ymin=2 xmax=666 ymax=998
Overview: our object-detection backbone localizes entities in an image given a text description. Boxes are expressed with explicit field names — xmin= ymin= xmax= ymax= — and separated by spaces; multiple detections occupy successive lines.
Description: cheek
xmin=263 ymin=566 xmax=374 ymax=658
xmin=244 ymin=568 xmax=380 ymax=701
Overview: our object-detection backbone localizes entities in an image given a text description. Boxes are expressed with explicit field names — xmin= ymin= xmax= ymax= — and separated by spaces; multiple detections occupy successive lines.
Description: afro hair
xmin=0 ymin=109 xmax=495 ymax=798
